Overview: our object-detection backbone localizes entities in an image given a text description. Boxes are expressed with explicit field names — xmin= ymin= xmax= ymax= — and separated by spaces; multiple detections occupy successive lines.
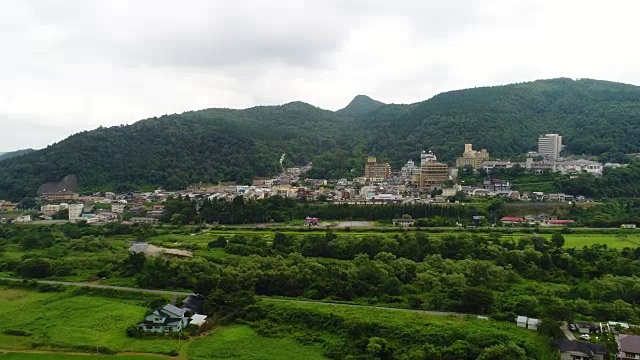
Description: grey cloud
xmin=18 ymin=1 xmax=349 ymax=69
xmin=1 ymin=0 xmax=640 ymax=151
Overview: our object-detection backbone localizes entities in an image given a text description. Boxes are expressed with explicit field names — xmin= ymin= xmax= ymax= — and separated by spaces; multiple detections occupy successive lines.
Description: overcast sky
xmin=1 ymin=0 xmax=639 ymax=152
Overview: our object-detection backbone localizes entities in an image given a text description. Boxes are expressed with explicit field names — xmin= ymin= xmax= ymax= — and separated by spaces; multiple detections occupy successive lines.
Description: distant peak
xmin=337 ymin=95 xmax=385 ymax=117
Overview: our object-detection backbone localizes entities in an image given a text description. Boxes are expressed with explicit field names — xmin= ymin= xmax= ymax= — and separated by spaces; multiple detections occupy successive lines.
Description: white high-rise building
xmin=538 ymin=134 xmax=562 ymax=160
xmin=400 ymin=160 xmax=418 ymax=180
xmin=68 ymin=203 xmax=85 ymax=222
xmin=420 ymin=150 xmax=437 ymax=167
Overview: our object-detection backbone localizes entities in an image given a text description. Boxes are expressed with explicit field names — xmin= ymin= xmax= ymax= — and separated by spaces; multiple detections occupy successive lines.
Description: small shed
xmin=190 ymin=314 xmax=208 ymax=327
xmin=516 ymin=316 xmax=527 ymax=328
xmin=527 ymin=318 xmax=540 ymax=330
xmin=181 ymin=295 xmax=204 ymax=315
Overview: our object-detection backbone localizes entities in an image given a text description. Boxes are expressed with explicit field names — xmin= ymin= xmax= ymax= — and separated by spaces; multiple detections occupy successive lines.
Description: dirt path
xmin=262 ymin=297 xmax=475 ymax=317
xmin=0 ymin=277 xmax=193 ymax=296
xmin=0 ymin=349 xmax=176 ymax=358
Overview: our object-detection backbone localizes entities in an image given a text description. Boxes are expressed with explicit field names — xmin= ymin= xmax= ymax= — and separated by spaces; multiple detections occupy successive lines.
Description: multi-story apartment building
xmin=538 ymin=134 xmax=562 ymax=160
xmin=456 ymin=144 xmax=489 ymax=169
xmin=420 ymin=161 xmax=449 ymax=190
xmin=41 ymin=204 xmax=61 ymax=217
xmin=112 ymin=204 xmax=126 ymax=214
xmin=41 ymin=191 xmax=79 ymax=202
xmin=400 ymin=160 xmax=418 ymax=181
xmin=0 ymin=202 xmax=17 ymax=212
xmin=364 ymin=157 xmax=391 ymax=184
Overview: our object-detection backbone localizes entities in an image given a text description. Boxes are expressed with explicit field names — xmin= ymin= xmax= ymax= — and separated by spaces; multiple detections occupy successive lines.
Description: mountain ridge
xmin=0 ymin=149 xmax=35 ymax=162
xmin=1 ymin=77 xmax=640 ymax=200
xmin=336 ymin=95 xmax=386 ymax=117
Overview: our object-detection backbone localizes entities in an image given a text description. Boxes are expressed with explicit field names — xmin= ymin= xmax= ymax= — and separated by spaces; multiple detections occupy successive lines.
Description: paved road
xmin=262 ymin=298 xmax=479 ymax=318
xmin=560 ymin=323 xmax=576 ymax=340
xmin=0 ymin=277 xmax=194 ymax=296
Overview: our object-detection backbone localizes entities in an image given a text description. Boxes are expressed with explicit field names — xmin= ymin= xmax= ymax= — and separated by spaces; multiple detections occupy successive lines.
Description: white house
xmin=14 ymin=215 xmax=32 ymax=223
xmin=111 ymin=204 xmax=126 ymax=214
xmin=138 ymin=304 xmax=189 ymax=333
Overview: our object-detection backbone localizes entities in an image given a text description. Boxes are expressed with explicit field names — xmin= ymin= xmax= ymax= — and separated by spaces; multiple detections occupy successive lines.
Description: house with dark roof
xmin=556 ymin=340 xmax=606 ymax=360
xmin=576 ymin=322 xmax=600 ymax=334
xmin=619 ymin=334 xmax=640 ymax=360
xmin=181 ymin=294 xmax=204 ymax=316
xmin=138 ymin=304 xmax=188 ymax=333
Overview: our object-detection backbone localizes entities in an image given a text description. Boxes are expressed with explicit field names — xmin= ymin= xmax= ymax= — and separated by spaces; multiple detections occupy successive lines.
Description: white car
xmin=579 ymin=334 xmax=591 ymax=340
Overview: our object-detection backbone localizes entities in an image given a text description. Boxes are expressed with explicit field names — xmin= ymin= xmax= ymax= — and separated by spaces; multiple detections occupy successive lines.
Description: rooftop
xmin=620 ymin=334 xmax=640 ymax=354
xmin=556 ymin=340 xmax=606 ymax=355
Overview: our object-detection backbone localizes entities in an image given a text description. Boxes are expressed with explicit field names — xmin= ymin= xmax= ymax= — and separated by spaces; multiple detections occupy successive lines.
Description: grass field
xmin=188 ymin=325 xmax=326 ymax=360
xmin=561 ymin=233 xmax=640 ymax=249
xmin=149 ymin=229 xmax=640 ymax=250
xmin=0 ymin=288 xmax=329 ymax=360
xmin=0 ymin=288 xmax=183 ymax=355
xmin=0 ymin=353 xmax=164 ymax=360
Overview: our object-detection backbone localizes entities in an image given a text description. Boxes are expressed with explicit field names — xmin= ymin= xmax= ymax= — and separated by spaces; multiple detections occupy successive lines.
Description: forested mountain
xmin=2 ymin=78 xmax=640 ymax=199
xmin=0 ymin=149 xmax=35 ymax=162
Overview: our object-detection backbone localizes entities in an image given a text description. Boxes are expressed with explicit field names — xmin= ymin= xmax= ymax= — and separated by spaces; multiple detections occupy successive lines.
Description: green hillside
xmin=1 ymin=78 xmax=640 ymax=199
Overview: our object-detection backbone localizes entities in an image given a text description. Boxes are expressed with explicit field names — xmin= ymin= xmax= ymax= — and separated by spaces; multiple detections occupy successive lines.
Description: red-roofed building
xmin=304 ymin=217 xmax=320 ymax=226
xmin=547 ymin=219 xmax=575 ymax=226
xmin=500 ymin=216 xmax=525 ymax=224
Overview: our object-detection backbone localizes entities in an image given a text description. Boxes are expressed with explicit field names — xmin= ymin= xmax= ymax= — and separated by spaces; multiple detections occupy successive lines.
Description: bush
xmin=126 ymin=324 xmax=144 ymax=338
xmin=3 ymin=329 xmax=32 ymax=337
xmin=36 ymin=283 xmax=65 ymax=293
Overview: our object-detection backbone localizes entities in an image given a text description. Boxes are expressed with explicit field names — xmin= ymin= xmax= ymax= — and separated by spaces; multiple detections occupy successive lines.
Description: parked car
xmin=579 ymin=334 xmax=591 ymax=340
xmin=569 ymin=324 xmax=577 ymax=332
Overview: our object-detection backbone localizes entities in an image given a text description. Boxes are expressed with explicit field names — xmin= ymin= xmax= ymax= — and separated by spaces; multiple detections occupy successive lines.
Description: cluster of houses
xmin=555 ymin=321 xmax=640 ymax=360
xmin=515 ymin=316 xmax=640 ymax=360
xmin=0 ymin=141 xmax=631 ymax=227
xmin=500 ymin=214 xmax=576 ymax=227
xmin=0 ymin=189 xmax=173 ymax=224
xmin=480 ymin=157 xmax=621 ymax=177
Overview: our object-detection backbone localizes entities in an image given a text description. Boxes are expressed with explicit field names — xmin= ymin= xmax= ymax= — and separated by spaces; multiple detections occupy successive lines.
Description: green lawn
xmin=0 ymin=353 xmax=163 ymax=360
xmin=148 ymin=229 xmax=640 ymax=251
xmin=0 ymin=288 xmax=328 ymax=360
xmin=0 ymin=288 xmax=183 ymax=355
xmin=555 ymin=233 xmax=640 ymax=249
xmin=188 ymin=325 xmax=326 ymax=360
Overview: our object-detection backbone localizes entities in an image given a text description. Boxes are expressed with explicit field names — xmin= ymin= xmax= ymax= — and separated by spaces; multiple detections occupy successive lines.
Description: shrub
xmin=3 ymin=329 xmax=32 ymax=337
xmin=126 ymin=324 xmax=144 ymax=338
